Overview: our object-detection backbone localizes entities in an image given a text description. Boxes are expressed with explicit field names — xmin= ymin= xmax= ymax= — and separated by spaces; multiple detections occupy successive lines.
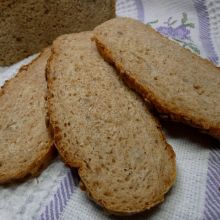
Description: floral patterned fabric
xmin=154 ymin=13 xmax=200 ymax=54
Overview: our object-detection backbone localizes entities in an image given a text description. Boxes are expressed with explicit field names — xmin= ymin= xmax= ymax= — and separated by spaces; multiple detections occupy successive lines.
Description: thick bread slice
xmin=0 ymin=48 xmax=54 ymax=184
xmin=93 ymin=17 xmax=220 ymax=140
xmin=47 ymin=32 xmax=176 ymax=215
xmin=0 ymin=0 xmax=115 ymax=66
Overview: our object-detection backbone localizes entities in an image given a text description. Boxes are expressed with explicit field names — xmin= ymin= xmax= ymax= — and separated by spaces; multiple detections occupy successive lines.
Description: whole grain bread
xmin=93 ymin=17 xmax=220 ymax=140
xmin=0 ymin=48 xmax=54 ymax=184
xmin=0 ymin=0 xmax=115 ymax=66
xmin=47 ymin=32 xmax=176 ymax=215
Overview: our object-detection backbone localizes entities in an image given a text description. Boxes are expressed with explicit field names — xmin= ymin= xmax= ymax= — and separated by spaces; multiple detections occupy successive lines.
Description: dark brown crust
xmin=46 ymin=37 xmax=176 ymax=215
xmin=0 ymin=48 xmax=55 ymax=184
xmin=111 ymin=0 xmax=116 ymax=17
xmin=94 ymin=38 xmax=220 ymax=141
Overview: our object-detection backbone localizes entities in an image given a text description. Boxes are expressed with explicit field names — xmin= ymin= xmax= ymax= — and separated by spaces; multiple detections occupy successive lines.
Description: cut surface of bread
xmin=0 ymin=0 xmax=115 ymax=66
xmin=93 ymin=17 xmax=220 ymax=140
xmin=47 ymin=32 xmax=176 ymax=215
xmin=0 ymin=48 xmax=54 ymax=184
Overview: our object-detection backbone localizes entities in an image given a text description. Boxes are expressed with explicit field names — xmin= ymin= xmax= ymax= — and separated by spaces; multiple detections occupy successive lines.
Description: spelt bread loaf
xmin=47 ymin=32 xmax=176 ymax=215
xmin=93 ymin=17 xmax=220 ymax=140
xmin=0 ymin=48 xmax=54 ymax=184
xmin=0 ymin=0 xmax=115 ymax=66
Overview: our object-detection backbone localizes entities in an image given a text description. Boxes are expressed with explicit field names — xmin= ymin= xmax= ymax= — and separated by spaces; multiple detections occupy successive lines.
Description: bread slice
xmin=0 ymin=0 xmax=115 ymax=66
xmin=93 ymin=17 xmax=220 ymax=140
xmin=47 ymin=32 xmax=176 ymax=215
xmin=0 ymin=48 xmax=54 ymax=184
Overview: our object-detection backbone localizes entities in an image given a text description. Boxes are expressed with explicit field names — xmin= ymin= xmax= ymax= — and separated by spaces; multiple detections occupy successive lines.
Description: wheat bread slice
xmin=93 ymin=17 xmax=220 ymax=140
xmin=47 ymin=32 xmax=176 ymax=215
xmin=0 ymin=48 xmax=54 ymax=184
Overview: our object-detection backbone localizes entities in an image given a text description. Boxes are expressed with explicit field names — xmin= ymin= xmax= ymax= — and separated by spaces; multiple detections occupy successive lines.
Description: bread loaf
xmin=0 ymin=48 xmax=54 ymax=183
xmin=47 ymin=32 xmax=176 ymax=215
xmin=93 ymin=17 xmax=220 ymax=140
xmin=0 ymin=0 xmax=115 ymax=66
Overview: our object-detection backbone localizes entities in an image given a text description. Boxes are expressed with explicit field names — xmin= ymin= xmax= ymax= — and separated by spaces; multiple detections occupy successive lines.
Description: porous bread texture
xmin=0 ymin=48 xmax=54 ymax=184
xmin=0 ymin=0 xmax=115 ymax=66
xmin=47 ymin=32 xmax=176 ymax=215
xmin=93 ymin=17 xmax=220 ymax=140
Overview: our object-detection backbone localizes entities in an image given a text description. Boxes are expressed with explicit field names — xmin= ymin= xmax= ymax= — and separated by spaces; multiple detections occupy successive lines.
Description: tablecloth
xmin=0 ymin=1 xmax=220 ymax=219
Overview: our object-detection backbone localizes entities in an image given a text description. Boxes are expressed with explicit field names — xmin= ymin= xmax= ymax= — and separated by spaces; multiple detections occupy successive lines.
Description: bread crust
xmin=93 ymin=18 xmax=220 ymax=141
xmin=0 ymin=48 xmax=55 ymax=184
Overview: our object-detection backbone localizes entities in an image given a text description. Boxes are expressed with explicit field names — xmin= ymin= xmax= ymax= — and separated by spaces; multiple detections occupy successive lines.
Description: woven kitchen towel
xmin=0 ymin=1 xmax=220 ymax=220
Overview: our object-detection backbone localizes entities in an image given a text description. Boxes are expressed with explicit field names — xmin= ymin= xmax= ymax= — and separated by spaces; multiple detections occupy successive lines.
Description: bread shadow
xmin=108 ymin=205 xmax=161 ymax=219
xmin=161 ymin=120 xmax=218 ymax=150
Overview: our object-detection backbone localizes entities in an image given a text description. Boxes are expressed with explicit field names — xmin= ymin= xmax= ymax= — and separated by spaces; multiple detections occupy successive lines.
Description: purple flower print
xmin=173 ymin=25 xmax=190 ymax=40
xmin=148 ymin=13 xmax=200 ymax=54
xmin=157 ymin=25 xmax=190 ymax=40
xmin=156 ymin=26 xmax=173 ymax=36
